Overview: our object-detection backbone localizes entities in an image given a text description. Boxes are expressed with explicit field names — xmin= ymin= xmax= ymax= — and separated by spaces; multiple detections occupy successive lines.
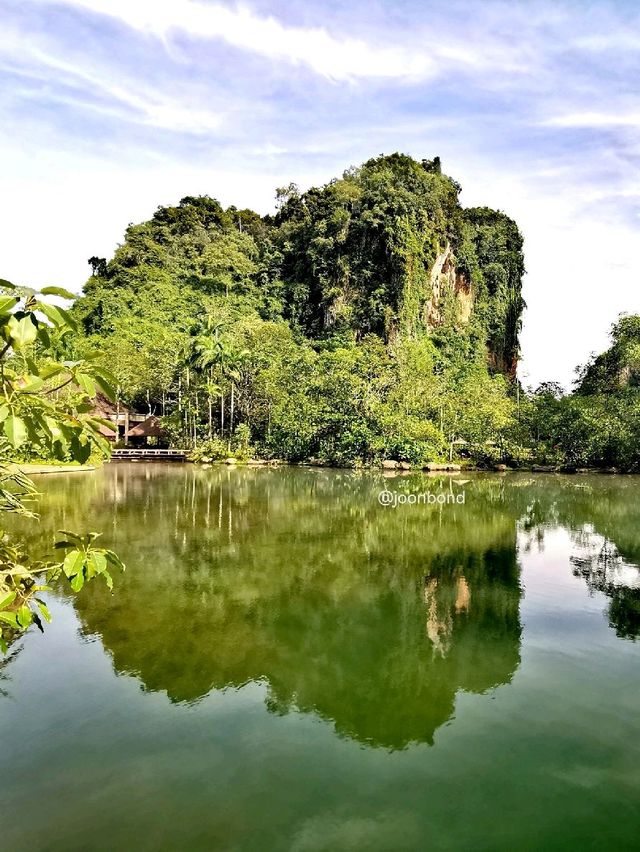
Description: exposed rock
xmin=424 ymin=462 xmax=461 ymax=472
xmin=424 ymin=242 xmax=473 ymax=331
xmin=225 ymin=458 xmax=237 ymax=465
xmin=382 ymin=460 xmax=398 ymax=469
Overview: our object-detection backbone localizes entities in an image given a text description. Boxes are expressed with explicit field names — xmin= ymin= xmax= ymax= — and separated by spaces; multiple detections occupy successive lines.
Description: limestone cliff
xmin=275 ymin=154 xmax=525 ymax=377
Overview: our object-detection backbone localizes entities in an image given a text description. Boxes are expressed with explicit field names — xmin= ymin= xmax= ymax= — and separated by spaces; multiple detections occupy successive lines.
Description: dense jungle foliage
xmin=8 ymin=152 xmax=638 ymax=471
xmin=71 ymin=154 xmax=528 ymax=466
xmin=521 ymin=316 xmax=640 ymax=470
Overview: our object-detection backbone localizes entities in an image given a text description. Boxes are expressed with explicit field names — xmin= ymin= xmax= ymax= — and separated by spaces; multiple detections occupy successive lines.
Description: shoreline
xmin=187 ymin=459 xmax=634 ymax=475
xmin=21 ymin=459 xmax=632 ymax=476
xmin=17 ymin=464 xmax=97 ymax=475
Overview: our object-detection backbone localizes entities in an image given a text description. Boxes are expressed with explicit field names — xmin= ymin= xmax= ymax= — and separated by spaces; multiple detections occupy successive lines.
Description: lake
xmin=2 ymin=465 xmax=640 ymax=850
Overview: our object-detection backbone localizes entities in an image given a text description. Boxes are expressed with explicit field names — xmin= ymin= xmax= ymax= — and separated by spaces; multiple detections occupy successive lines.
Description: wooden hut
xmin=126 ymin=415 xmax=168 ymax=447
xmin=91 ymin=393 xmax=147 ymax=443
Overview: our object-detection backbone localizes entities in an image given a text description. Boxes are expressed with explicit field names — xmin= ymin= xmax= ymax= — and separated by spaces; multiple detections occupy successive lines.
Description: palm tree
xmin=224 ymin=347 xmax=249 ymax=450
xmin=188 ymin=317 xmax=250 ymax=448
xmin=190 ymin=319 xmax=227 ymax=438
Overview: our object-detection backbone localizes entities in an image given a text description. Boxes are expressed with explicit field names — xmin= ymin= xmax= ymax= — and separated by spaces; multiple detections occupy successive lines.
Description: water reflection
xmin=570 ymin=536 xmax=640 ymax=640
xmin=9 ymin=466 xmax=640 ymax=748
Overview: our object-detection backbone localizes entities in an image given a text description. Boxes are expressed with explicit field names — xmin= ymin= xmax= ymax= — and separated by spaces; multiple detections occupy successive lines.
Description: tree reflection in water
xmin=6 ymin=466 xmax=640 ymax=746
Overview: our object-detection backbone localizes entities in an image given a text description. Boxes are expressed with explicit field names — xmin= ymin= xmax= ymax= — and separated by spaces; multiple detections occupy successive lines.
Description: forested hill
xmin=78 ymin=154 xmax=524 ymax=372
xmin=73 ymin=153 xmax=526 ymax=465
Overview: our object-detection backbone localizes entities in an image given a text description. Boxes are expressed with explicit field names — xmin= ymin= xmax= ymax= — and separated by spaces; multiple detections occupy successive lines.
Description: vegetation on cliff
xmin=5 ymin=152 xmax=637 ymax=472
xmin=72 ymin=153 xmax=525 ymax=466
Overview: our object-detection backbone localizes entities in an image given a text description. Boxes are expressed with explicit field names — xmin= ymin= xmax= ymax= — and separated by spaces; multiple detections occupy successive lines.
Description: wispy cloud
xmin=1 ymin=0 xmax=640 ymax=388
xmin=542 ymin=111 xmax=640 ymax=129
xmin=23 ymin=0 xmax=527 ymax=82
xmin=0 ymin=25 xmax=225 ymax=132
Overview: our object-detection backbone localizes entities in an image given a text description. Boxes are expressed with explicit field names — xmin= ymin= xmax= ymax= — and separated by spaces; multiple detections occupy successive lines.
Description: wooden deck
xmin=110 ymin=448 xmax=187 ymax=462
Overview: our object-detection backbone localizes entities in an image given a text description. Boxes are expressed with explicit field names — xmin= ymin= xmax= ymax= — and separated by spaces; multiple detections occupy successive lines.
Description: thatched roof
xmin=127 ymin=415 xmax=166 ymax=438
xmin=92 ymin=393 xmax=130 ymax=418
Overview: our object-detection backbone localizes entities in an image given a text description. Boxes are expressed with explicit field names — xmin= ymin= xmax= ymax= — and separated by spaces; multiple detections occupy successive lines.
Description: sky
xmin=1 ymin=0 xmax=640 ymax=389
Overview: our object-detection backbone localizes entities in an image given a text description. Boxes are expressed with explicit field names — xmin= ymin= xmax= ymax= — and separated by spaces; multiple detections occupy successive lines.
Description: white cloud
xmin=542 ymin=111 xmax=640 ymax=129
xmin=3 ymin=0 xmax=640 ymax=390
xmin=25 ymin=0 xmax=523 ymax=82
xmin=0 ymin=28 xmax=224 ymax=132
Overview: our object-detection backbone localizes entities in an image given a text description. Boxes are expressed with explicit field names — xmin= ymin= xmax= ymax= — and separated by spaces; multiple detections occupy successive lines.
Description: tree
xmin=0 ymin=280 xmax=124 ymax=653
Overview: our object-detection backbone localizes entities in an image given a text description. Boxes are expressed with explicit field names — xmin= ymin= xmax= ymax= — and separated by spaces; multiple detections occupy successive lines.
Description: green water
xmin=2 ymin=465 xmax=640 ymax=850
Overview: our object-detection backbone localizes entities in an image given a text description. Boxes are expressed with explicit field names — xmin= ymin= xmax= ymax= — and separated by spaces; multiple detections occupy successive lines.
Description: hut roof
xmin=127 ymin=415 xmax=166 ymax=438
xmin=92 ymin=393 xmax=130 ymax=418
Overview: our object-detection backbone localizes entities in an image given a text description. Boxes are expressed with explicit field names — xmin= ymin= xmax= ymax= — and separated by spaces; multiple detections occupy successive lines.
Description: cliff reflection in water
xmin=16 ymin=466 xmax=640 ymax=748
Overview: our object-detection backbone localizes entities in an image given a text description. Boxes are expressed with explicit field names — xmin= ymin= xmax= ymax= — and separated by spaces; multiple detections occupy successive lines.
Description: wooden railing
xmin=110 ymin=448 xmax=187 ymax=461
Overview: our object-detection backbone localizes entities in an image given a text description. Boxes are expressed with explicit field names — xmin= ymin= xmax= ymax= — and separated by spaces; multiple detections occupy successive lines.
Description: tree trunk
xmin=229 ymin=383 xmax=235 ymax=451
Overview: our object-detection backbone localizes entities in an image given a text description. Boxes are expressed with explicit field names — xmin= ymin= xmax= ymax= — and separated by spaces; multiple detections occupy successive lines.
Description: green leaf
xmin=63 ymin=549 xmax=85 ymax=578
xmin=8 ymin=315 xmax=38 ymax=349
xmin=45 ymin=417 xmax=64 ymax=441
xmin=58 ymin=530 xmax=83 ymax=544
xmin=38 ymin=302 xmax=77 ymax=331
xmin=88 ymin=551 xmax=107 ymax=576
xmin=104 ymin=550 xmax=126 ymax=572
xmin=0 ymin=295 xmax=18 ymax=314
xmin=0 ymin=591 xmax=16 ymax=610
xmin=0 ymin=404 xmax=9 ymax=423
xmin=0 ymin=611 xmax=20 ymax=628
xmin=39 ymin=362 xmax=64 ymax=380
xmin=93 ymin=373 xmax=116 ymax=400
xmin=26 ymin=356 xmax=40 ymax=376
xmin=54 ymin=305 xmax=78 ymax=331
xmin=37 ymin=302 xmax=63 ymax=327
xmin=37 ymin=325 xmax=51 ymax=349
xmin=5 ymin=414 xmax=27 ymax=448
xmin=36 ymin=599 xmax=52 ymax=623
xmin=0 ymin=278 xmax=16 ymax=290
xmin=39 ymin=286 xmax=76 ymax=300
xmin=18 ymin=374 xmax=44 ymax=393
xmin=77 ymin=373 xmax=96 ymax=397
xmin=17 ymin=605 xmax=32 ymax=628
xmin=70 ymin=571 xmax=84 ymax=593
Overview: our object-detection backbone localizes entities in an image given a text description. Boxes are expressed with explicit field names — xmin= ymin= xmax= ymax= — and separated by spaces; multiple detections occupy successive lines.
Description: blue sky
xmin=1 ymin=0 xmax=640 ymax=387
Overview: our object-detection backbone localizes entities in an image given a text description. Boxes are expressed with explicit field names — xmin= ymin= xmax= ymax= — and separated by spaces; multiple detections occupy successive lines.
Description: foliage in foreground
xmin=0 ymin=281 xmax=124 ymax=652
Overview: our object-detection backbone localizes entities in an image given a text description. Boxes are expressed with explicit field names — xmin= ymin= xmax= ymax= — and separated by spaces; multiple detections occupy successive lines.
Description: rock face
xmin=425 ymin=242 xmax=473 ymax=330
xmin=276 ymin=154 xmax=525 ymax=378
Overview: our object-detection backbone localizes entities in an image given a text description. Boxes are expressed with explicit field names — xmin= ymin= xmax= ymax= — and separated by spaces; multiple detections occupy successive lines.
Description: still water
xmin=2 ymin=465 xmax=640 ymax=850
